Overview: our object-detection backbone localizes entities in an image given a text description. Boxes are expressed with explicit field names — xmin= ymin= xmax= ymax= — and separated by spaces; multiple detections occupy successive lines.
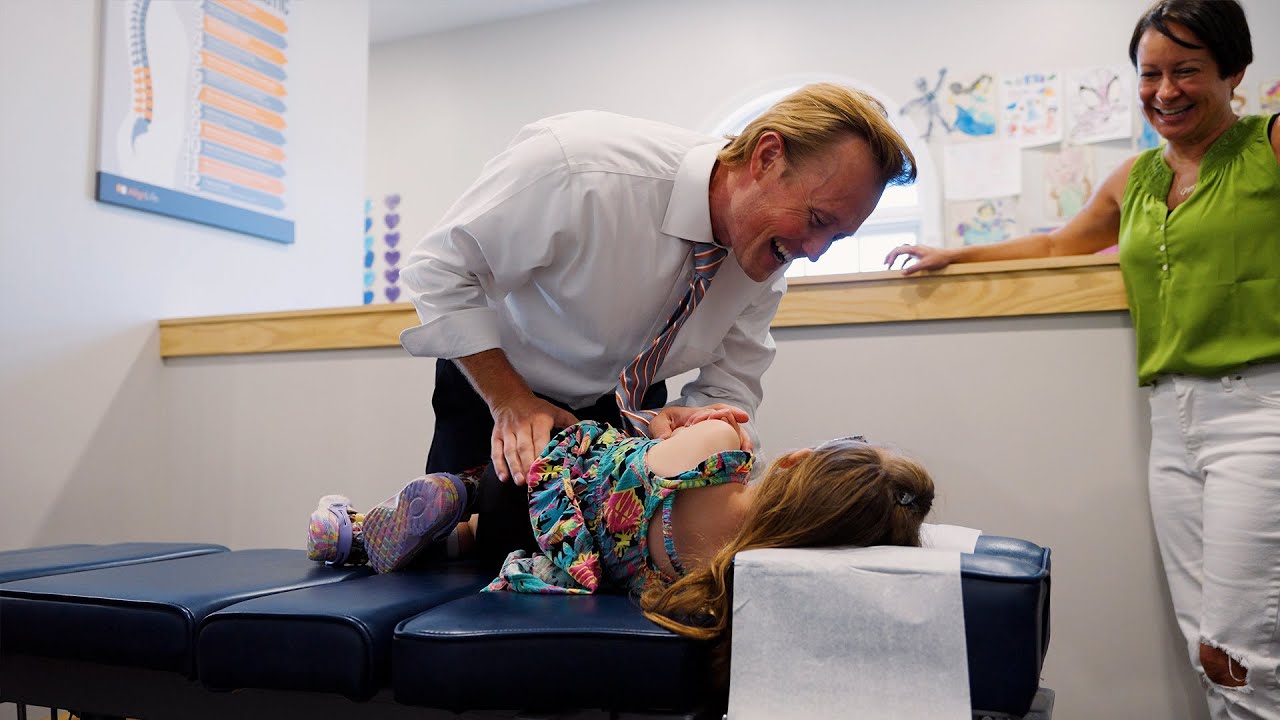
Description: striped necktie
xmin=616 ymin=242 xmax=729 ymax=436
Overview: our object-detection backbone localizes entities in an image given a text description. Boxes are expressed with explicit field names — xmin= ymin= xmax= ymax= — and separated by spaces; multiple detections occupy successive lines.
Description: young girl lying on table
xmin=307 ymin=408 xmax=934 ymax=667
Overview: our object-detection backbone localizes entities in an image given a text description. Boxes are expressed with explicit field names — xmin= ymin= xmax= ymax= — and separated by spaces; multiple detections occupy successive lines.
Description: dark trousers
xmin=425 ymin=359 xmax=666 ymax=571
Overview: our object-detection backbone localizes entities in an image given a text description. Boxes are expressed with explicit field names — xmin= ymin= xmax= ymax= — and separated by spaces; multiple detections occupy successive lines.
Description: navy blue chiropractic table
xmin=0 ymin=537 xmax=1052 ymax=719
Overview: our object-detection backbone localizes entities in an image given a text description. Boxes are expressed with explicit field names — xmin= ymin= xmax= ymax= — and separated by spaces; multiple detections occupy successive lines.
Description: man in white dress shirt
xmin=398 ymin=83 xmax=914 ymax=562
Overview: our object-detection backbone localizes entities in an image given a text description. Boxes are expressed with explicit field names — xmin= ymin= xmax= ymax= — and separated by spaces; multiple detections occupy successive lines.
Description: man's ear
xmin=749 ymin=131 xmax=786 ymax=180
xmin=776 ymin=447 xmax=814 ymax=469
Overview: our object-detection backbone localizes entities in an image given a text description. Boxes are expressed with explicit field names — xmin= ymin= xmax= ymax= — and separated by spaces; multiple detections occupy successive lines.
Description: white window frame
xmin=707 ymin=76 xmax=940 ymax=277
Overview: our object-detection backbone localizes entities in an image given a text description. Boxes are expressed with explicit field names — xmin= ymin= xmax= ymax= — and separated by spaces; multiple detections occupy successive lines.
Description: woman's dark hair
xmin=1128 ymin=0 xmax=1253 ymax=78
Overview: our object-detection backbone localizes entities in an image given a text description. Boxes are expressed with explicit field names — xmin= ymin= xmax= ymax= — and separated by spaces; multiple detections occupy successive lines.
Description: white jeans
xmin=1149 ymin=363 xmax=1280 ymax=720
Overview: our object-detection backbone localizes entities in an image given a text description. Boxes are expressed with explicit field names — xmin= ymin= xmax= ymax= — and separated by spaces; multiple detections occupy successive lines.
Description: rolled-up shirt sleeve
xmin=399 ymin=125 xmax=568 ymax=360
xmin=675 ymin=273 xmax=786 ymax=450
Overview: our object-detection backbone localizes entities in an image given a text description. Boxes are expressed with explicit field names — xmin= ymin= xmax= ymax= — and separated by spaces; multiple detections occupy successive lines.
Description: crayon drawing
xmin=942 ymin=141 xmax=1022 ymax=201
xmin=1262 ymin=78 xmax=1280 ymax=114
xmin=1066 ymin=66 xmax=1132 ymax=144
xmin=1001 ymin=72 xmax=1063 ymax=147
xmin=1043 ymin=147 xmax=1095 ymax=221
xmin=946 ymin=197 xmax=1018 ymax=247
xmin=945 ymin=73 xmax=998 ymax=138
xmin=1232 ymin=89 xmax=1248 ymax=114
xmin=1136 ymin=118 xmax=1163 ymax=150
xmin=900 ymin=68 xmax=952 ymax=140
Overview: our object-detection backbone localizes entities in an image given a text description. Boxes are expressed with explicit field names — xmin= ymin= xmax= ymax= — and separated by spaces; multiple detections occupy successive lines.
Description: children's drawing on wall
xmin=362 ymin=198 xmax=375 ymax=304
xmin=1000 ymin=71 xmax=1063 ymax=147
xmin=1136 ymin=117 xmax=1163 ymax=150
xmin=1043 ymin=147 xmax=1095 ymax=221
xmin=1232 ymin=89 xmax=1248 ymax=114
xmin=1261 ymin=78 xmax=1280 ymax=114
xmin=947 ymin=197 xmax=1018 ymax=247
xmin=942 ymin=141 xmax=1022 ymax=202
xmin=945 ymin=73 xmax=998 ymax=138
xmin=383 ymin=194 xmax=403 ymax=303
xmin=900 ymin=68 xmax=952 ymax=140
xmin=1066 ymin=66 xmax=1132 ymax=144
xmin=362 ymin=193 xmax=404 ymax=304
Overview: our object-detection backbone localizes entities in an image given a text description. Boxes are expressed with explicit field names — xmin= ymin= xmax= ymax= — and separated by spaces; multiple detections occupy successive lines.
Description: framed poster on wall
xmin=96 ymin=0 xmax=295 ymax=244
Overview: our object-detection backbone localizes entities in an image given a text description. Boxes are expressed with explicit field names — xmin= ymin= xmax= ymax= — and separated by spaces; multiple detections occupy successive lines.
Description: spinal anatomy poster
xmin=97 ymin=0 xmax=295 ymax=243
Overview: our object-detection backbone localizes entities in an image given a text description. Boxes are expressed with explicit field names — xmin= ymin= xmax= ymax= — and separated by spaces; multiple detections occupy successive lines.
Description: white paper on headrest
xmin=728 ymin=546 xmax=971 ymax=720
xmin=921 ymin=523 xmax=982 ymax=553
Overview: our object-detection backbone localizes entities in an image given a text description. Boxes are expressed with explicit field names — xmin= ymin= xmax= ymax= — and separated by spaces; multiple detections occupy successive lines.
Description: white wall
xmin=0 ymin=0 xmax=370 ymax=548
xmin=365 ymin=0 xmax=1278 ymax=260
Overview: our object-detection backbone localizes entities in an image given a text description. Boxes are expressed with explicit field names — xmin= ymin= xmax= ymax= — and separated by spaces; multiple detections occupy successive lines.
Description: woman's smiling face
xmin=1135 ymin=21 xmax=1243 ymax=148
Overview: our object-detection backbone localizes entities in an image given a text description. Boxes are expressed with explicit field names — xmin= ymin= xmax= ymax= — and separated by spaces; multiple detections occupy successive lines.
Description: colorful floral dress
xmin=483 ymin=420 xmax=752 ymax=595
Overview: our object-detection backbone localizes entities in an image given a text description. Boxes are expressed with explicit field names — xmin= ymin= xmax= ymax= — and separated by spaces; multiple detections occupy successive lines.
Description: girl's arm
xmin=645 ymin=418 xmax=744 ymax=478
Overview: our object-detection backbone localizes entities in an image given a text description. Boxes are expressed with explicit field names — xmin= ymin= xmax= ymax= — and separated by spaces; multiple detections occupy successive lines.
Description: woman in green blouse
xmin=886 ymin=1 xmax=1280 ymax=716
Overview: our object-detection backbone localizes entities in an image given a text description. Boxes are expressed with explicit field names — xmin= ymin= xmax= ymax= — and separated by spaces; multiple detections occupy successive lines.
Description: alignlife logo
xmin=115 ymin=182 xmax=158 ymax=203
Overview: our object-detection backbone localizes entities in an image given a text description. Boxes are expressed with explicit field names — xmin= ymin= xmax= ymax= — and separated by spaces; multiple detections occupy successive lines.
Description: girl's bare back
xmin=643 ymin=419 xmax=753 ymax=580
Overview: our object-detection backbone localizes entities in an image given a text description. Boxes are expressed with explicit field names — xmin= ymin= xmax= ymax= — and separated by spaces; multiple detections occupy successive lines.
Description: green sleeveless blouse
xmin=1118 ymin=114 xmax=1280 ymax=385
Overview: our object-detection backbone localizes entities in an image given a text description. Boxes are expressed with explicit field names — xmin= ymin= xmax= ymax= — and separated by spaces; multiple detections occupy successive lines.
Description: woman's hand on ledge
xmin=884 ymin=244 xmax=956 ymax=276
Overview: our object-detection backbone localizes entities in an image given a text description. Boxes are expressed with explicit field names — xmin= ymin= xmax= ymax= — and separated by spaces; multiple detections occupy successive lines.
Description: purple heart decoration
xmin=362 ymin=290 xmax=374 ymax=305
xmin=384 ymin=250 xmax=401 ymax=265
xmin=385 ymin=286 xmax=401 ymax=302
xmin=363 ymin=250 xmax=375 ymax=268
xmin=364 ymin=217 xmax=372 ymax=232
xmin=384 ymin=268 xmax=400 ymax=284
xmin=384 ymin=213 xmax=400 ymax=229
xmin=384 ymin=231 xmax=400 ymax=248
xmin=385 ymin=194 xmax=401 ymax=210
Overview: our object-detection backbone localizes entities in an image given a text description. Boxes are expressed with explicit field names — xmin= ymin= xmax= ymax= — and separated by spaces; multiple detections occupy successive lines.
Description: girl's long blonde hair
xmin=639 ymin=438 xmax=935 ymax=682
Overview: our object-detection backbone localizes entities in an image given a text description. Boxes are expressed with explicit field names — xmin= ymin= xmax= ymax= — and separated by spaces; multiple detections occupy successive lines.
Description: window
xmin=710 ymin=80 xmax=938 ymax=277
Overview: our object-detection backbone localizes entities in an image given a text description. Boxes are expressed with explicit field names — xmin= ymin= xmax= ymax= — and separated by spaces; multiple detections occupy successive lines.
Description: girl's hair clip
xmin=897 ymin=491 xmax=916 ymax=506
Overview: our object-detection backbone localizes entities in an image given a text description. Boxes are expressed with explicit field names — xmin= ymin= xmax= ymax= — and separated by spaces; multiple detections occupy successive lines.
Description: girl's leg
xmin=363 ymin=473 xmax=468 ymax=573
xmin=424 ymin=357 xmax=668 ymax=573
xmin=307 ymin=495 xmax=368 ymax=566
xmin=470 ymin=464 xmax=539 ymax=571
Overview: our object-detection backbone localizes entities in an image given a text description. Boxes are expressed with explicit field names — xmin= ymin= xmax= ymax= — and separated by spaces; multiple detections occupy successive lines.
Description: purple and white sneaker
xmin=362 ymin=474 xmax=466 ymax=574
xmin=307 ymin=495 xmax=369 ymax=567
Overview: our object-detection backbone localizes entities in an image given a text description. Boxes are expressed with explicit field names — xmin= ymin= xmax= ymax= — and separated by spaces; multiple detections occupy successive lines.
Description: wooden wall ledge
xmin=159 ymin=255 xmax=1126 ymax=358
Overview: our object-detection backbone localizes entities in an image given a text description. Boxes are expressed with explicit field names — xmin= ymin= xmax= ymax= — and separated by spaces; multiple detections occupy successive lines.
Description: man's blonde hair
xmin=718 ymin=83 xmax=916 ymax=187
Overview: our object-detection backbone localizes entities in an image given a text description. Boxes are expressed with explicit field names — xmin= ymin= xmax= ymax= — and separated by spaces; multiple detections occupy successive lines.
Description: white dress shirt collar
xmin=661 ymin=141 xmax=727 ymax=247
